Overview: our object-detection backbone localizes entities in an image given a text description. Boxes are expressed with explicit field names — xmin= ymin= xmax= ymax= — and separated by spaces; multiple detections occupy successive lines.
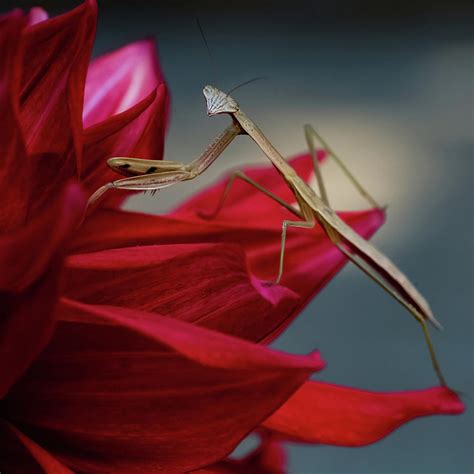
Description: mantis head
xmin=203 ymin=85 xmax=239 ymax=116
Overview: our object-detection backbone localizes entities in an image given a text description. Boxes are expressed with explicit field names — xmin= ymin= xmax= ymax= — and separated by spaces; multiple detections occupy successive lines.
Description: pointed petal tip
xmin=308 ymin=350 xmax=326 ymax=371
xmin=433 ymin=387 xmax=465 ymax=414
xmin=250 ymin=276 xmax=299 ymax=306
xmin=26 ymin=7 xmax=48 ymax=26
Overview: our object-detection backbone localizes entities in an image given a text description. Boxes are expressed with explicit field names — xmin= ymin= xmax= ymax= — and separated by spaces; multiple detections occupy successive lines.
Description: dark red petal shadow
xmin=0 ymin=420 xmax=73 ymax=474
xmin=261 ymin=381 xmax=464 ymax=446
xmin=0 ymin=184 xmax=86 ymax=397
xmin=3 ymin=299 xmax=323 ymax=474
xmin=0 ymin=10 xmax=30 ymax=230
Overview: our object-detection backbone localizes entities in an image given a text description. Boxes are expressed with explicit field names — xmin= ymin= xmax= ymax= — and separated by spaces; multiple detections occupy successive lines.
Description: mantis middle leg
xmin=200 ymin=170 xmax=316 ymax=284
xmin=199 ymin=170 xmax=302 ymax=220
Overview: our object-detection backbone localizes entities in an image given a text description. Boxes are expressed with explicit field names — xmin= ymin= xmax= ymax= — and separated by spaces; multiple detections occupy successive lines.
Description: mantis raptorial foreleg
xmin=86 ymin=121 xmax=243 ymax=208
xmin=199 ymin=170 xmax=302 ymax=220
xmin=304 ymin=124 xmax=382 ymax=210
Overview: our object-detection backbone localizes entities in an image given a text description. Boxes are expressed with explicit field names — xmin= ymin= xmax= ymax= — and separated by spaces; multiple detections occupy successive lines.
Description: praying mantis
xmin=87 ymin=85 xmax=447 ymax=386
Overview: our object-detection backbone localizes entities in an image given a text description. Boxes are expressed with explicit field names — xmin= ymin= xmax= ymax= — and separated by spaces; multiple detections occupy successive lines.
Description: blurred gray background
xmin=3 ymin=0 xmax=472 ymax=472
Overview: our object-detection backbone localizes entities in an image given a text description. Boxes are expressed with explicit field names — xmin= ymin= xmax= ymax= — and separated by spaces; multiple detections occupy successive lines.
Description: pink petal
xmin=64 ymin=243 xmax=298 ymax=341
xmin=83 ymin=39 xmax=165 ymax=127
xmin=3 ymin=299 xmax=324 ymax=473
xmin=26 ymin=7 xmax=48 ymax=26
xmin=262 ymin=381 xmax=464 ymax=446
xmin=82 ymin=83 xmax=169 ymax=205
xmin=81 ymin=39 xmax=169 ymax=206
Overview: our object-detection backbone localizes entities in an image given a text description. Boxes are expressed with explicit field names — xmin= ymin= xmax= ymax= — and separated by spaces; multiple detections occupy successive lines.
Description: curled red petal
xmin=64 ymin=243 xmax=298 ymax=341
xmin=20 ymin=0 xmax=97 ymax=168
xmin=82 ymin=83 xmax=169 ymax=205
xmin=3 ymin=299 xmax=324 ymax=473
xmin=261 ymin=381 xmax=464 ymax=446
xmin=0 ymin=420 xmax=73 ymax=474
xmin=82 ymin=39 xmax=170 ymax=206
xmin=72 ymin=200 xmax=382 ymax=342
xmin=0 ymin=10 xmax=30 ymax=230
xmin=83 ymin=38 xmax=165 ymax=127
xmin=0 ymin=183 xmax=86 ymax=397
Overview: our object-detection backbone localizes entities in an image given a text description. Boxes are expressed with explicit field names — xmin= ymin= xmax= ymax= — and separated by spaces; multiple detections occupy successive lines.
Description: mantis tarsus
xmin=88 ymin=85 xmax=447 ymax=386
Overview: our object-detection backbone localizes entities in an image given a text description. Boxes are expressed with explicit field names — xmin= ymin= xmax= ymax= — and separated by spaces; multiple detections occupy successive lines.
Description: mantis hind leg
xmin=199 ymin=170 xmax=316 ymax=285
xmin=198 ymin=170 xmax=302 ymax=220
xmin=304 ymin=124 xmax=382 ymax=209
xmin=331 ymin=233 xmax=447 ymax=386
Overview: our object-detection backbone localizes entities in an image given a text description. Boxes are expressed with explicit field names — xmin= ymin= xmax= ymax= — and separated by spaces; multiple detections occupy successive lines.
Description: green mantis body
xmin=88 ymin=85 xmax=447 ymax=386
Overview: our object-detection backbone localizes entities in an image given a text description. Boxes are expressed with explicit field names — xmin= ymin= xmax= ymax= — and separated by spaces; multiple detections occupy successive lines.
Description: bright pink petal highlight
xmin=81 ymin=40 xmax=169 ymax=205
xmin=26 ymin=7 xmax=48 ymax=26
xmin=83 ymin=39 xmax=164 ymax=127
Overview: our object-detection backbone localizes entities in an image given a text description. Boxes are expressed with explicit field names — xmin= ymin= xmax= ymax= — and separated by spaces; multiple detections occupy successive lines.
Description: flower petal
xmin=0 ymin=10 xmax=30 ymax=230
xmin=73 ymin=202 xmax=383 ymax=342
xmin=0 ymin=184 xmax=85 ymax=292
xmin=82 ymin=39 xmax=170 ymax=206
xmin=82 ymin=84 xmax=168 ymax=205
xmin=3 ymin=299 xmax=324 ymax=473
xmin=0 ymin=420 xmax=72 ymax=474
xmin=261 ymin=381 xmax=464 ymax=446
xmin=0 ymin=183 xmax=86 ymax=397
xmin=64 ymin=243 xmax=298 ymax=341
xmin=20 ymin=0 xmax=96 ymax=168
xmin=26 ymin=7 xmax=48 ymax=26
xmin=83 ymin=38 xmax=165 ymax=127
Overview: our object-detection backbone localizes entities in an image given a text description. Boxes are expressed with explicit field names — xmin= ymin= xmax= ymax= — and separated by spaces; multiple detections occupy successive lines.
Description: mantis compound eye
xmin=203 ymin=84 xmax=239 ymax=116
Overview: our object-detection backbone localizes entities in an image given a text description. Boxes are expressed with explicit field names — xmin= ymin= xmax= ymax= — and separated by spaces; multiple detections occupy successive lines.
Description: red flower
xmin=0 ymin=2 xmax=463 ymax=473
